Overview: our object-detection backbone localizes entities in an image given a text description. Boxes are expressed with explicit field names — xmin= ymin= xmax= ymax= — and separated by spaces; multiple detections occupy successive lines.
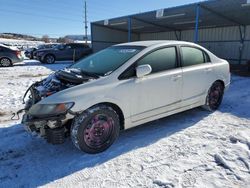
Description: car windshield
xmin=71 ymin=46 xmax=144 ymax=76
xmin=37 ymin=45 xmax=45 ymax=49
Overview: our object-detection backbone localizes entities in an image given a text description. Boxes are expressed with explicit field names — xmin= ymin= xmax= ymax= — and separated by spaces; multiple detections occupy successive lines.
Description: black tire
xmin=203 ymin=81 xmax=224 ymax=111
xmin=0 ymin=57 xmax=12 ymax=67
xmin=71 ymin=105 xmax=120 ymax=154
xmin=43 ymin=54 xmax=55 ymax=64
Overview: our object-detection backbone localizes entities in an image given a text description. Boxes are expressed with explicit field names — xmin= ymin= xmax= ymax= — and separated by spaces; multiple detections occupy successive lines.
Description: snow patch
xmin=0 ymin=63 xmax=250 ymax=188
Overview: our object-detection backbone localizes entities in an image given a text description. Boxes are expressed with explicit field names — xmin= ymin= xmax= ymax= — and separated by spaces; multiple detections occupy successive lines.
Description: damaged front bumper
xmin=22 ymin=113 xmax=66 ymax=134
xmin=22 ymin=113 xmax=69 ymax=144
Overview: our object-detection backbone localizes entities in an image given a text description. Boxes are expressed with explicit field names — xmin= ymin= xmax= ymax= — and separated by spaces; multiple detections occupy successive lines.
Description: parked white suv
xmin=21 ymin=41 xmax=230 ymax=153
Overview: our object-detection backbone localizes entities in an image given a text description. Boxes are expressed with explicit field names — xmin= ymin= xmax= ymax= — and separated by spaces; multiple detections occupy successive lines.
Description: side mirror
xmin=136 ymin=64 xmax=152 ymax=78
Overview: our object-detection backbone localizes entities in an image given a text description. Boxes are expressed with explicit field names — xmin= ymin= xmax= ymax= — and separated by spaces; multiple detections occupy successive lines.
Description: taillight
xmin=16 ymin=51 xmax=22 ymax=58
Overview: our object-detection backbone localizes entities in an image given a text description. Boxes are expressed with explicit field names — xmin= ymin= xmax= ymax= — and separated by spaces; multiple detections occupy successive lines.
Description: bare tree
xmin=57 ymin=37 xmax=73 ymax=43
xmin=57 ymin=37 xmax=65 ymax=43
xmin=42 ymin=35 xmax=50 ymax=43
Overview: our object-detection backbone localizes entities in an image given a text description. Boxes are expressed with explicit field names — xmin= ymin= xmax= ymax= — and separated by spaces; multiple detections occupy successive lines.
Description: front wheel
xmin=71 ymin=105 xmax=120 ymax=154
xmin=43 ymin=54 xmax=55 ymax=64
xmin=203 ymin=81 xmax=224 ymax=111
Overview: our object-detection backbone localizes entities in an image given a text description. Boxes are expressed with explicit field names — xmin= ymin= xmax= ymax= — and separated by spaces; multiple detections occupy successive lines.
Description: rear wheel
xmin=43 ymin=54 xmax=55 ymax=64
xmin=0 ymin=58 xmax=12 ymax=67
xmin=71 ymin=105 xmax=120 ymax=154
xmin=203 ymin=81 xmax=224 ymax=111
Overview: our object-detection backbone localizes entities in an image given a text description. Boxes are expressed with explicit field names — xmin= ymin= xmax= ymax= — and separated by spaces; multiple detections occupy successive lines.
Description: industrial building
xmin=91 ymin=0 xmax=250 ymax=64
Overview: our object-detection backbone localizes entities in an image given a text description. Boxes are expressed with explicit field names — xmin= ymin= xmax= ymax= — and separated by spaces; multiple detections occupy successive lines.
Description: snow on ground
xmin=0 ymin=38 xmax=44 ymax=48
xmin=0 ymin=61 xmax=249 ymax=188
xmin=0 ymin=60 xmax=70 ymax=122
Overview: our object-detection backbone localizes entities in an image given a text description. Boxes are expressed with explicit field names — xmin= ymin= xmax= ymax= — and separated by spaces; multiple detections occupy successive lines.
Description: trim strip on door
xmin=132 ymin=101 xmax=200 ymax=123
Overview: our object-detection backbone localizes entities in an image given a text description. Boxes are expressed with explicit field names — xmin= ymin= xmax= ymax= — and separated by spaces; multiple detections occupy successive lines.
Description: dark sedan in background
xmin=0 ymin=44 xmax=23 ymax=67
xmin=35 ymin=43 xmax=92 ymax=64
xmin=24 ymin=43 xmax=58 ymax=59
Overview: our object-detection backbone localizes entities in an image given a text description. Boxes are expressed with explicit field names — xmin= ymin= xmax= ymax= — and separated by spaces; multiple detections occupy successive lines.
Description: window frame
xmin=118 ymin=45 xmax=180 ymax=80
xmin=179 ymin=45 xmax=211 ymax=68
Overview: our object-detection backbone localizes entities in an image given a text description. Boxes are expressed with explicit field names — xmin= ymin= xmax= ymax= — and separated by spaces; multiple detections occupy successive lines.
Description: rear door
xmin=74 ymin=44 xmax=86 ymax=60
xmin=0 ymin=46 xmax=11 ymax=59
xmin=180 ymin=46 xmax=214 ymax=106
xmin=0 ymin=46 xmax=3 ymax=57
xmin=59 ymin=44 xmax=74 ymax=60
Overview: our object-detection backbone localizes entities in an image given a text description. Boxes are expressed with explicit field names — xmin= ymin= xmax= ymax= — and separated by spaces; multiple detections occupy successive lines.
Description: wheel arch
xmin=214 ymin=79 xmax=225 ymax=89
xmin=90 ymin=102 xmax=125 ymax=130
xmin=0 ymin=56 xmax=12 ymax=62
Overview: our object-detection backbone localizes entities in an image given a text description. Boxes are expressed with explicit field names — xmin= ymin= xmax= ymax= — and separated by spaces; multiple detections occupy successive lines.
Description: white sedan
xmin=22 ymin=40 xmax=230 ymax=153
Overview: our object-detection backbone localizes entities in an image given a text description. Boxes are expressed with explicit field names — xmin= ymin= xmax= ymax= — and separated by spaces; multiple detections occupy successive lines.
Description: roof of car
xmin=115 ymin=40 xmax=196 ymax=47
xmin=0 ymin=44 xmax=19 ymax=50
xmin=0 ymin=44 xmax=9 ymax=48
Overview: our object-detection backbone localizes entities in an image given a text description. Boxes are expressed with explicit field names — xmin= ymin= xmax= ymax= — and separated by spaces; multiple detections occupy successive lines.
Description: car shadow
xmin=218 ymin=75 xmax=250 ymax=120
xmin=14 ymin=60 xmax=72 ymax=71
xmin=0 ymin=108 xmax=210 ymax=187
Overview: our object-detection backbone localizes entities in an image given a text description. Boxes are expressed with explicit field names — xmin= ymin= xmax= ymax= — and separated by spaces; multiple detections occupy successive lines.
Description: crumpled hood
xmin=36 ymin=75 xmax=113 ymax=112
xmin=23 ymin=67 xmax=106 ymax=112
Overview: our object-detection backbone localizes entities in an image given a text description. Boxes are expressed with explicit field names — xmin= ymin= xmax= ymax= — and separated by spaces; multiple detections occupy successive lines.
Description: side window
xmin=137 ymin=47 xmax=177 ymax=73
xmin=76 ymin=44 xmax=84 ymax=49
xmin=181 ymin=47 xmax=206 ymax=67
xmin=203 ymin=51 xmax=211 ymax=63
xmin=66 ymin=45 xmax=72 ymax=49
xmin=0 ymin=47 xmax=8 ymax=52
xmin=119 ymin=47 xmax=177 ymax=80
xmin=82 ymin=44 xmax=89 ymax=49
xmin=119 ymin=64 xmax=136 ymax=79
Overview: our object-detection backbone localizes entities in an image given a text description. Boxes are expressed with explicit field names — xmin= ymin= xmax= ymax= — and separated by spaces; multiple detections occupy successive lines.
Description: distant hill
xmin=65 ymin=35 xmax=91 ymax=41
xmin=0 ymin=33 xmax=92 ymax=42
xmin=0 ymin=33 xmax=39 ymax=41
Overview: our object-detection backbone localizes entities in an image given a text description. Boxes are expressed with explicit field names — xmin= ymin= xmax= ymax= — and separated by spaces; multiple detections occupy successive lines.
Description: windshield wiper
xmin=81 ymin=70 xmax=101 ymax=78
xmin=104 ymin=71 xmax=112 ymax=76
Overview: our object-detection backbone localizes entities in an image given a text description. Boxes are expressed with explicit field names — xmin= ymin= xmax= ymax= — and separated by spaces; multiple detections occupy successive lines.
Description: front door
xmin=125 ymin=47 xmax=182 ymax=123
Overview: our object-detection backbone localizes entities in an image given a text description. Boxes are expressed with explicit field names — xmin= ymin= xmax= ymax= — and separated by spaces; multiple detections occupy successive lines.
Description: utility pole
xmin=84 ymin=0 xmax=88 ymax=44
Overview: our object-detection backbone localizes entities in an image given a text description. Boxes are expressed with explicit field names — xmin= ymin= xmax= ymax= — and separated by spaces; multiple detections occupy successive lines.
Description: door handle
xmin=171 ymin=74 xmax=182 ymax=81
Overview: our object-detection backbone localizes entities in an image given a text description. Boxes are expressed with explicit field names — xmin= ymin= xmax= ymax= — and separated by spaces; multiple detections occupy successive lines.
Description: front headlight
xmin=29 ymin=102 xmax=74 ymax=117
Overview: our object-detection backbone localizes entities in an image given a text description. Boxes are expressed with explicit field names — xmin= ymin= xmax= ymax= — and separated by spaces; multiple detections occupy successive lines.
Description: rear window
xmin=71 ymin=43 xmax=89 ymax=49
xmin=181 ymin=46 xmax=210 ymax=67
xmin=0 ymin=46 xmax=10 ymax=52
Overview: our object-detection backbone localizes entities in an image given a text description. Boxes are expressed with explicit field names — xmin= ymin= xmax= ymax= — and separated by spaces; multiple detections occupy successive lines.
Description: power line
xmin=1 ymin=1 xmax=84 ymax=17
xmin=0 ymin=13 xmax=84 ymax=31
xmin=0 ymin=8 xmax=82 ymax=22
xmin=12 ymin=0 xmax=85 ymax=13
xmin=0 ymin=31 xmax=85 ymax=37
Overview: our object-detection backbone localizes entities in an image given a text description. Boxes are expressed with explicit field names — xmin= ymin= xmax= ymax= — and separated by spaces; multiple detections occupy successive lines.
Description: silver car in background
xmin=0 ymin=44 xmax=23 ymax=67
